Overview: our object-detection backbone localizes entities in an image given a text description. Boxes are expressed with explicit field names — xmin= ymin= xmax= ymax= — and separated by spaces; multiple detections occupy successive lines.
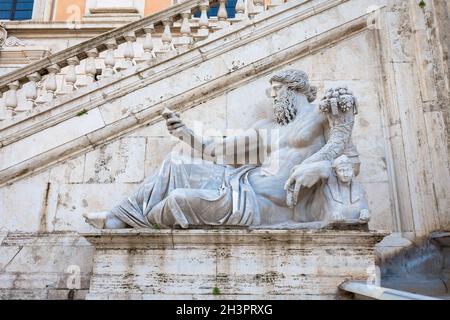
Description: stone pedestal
xmin=82 ymin=229 xmax=387 ymax=300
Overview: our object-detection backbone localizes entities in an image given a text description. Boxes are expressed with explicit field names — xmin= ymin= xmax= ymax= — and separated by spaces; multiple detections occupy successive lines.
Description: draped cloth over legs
xmin=111 ymin=154 xmax=259 ymax=228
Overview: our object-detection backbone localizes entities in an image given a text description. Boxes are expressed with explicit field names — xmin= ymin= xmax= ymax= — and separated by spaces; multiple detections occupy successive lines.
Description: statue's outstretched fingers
xmin=286 ymin=191 xmax=294 ymax=208
xmin=167 ymin=123 xmax=184 ymax=131
xmin=292 ymin=181 xmax=302 ymax=206
xmin=166 ymin=118 xmax=181 ymax=125
xmin=284 ymin=177 xmax=293 ymax=191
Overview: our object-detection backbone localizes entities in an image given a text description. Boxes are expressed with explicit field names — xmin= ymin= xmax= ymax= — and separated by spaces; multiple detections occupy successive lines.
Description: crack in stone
xmin=1 ymin=246 xmax=23 ymax=273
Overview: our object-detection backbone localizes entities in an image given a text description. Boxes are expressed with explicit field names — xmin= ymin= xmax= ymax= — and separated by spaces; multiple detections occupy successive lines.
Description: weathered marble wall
xmin=0 ymin=30 xmax=394 ymax=233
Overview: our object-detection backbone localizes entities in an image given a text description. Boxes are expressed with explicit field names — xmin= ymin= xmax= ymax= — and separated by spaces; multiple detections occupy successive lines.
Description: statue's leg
xmin=83 ymin=156 xmax=190 ymax=229
xmin=83 ymin=154 xmax=227 ymax=229
xmin=104 ymin=213 xmax=129 ymax=229
xmin=146 ymin=188 xmax=232 ymax=229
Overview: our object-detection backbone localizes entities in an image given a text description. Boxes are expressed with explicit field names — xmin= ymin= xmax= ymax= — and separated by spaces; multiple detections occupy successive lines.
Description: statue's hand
xmin=162 ymin=108 xmax=186 ymax=138
xmin=359 ymin=209 xmax=370 ymax=222
xmin=284 ymin=161 xmax=331 ymax=208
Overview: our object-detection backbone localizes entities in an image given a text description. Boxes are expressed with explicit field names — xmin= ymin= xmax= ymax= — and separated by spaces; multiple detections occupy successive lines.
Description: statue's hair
xmin=270 ymin=69 xmax=317 ymax=103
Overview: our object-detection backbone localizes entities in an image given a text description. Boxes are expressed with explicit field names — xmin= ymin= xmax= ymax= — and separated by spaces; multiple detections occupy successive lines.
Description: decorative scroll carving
xmin=0 ymin=22 xmax=26 ymax=48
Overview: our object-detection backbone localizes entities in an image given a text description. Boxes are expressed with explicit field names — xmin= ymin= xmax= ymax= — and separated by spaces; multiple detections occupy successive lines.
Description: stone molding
xmin=83 ymin=228 xmax=388 ymax=248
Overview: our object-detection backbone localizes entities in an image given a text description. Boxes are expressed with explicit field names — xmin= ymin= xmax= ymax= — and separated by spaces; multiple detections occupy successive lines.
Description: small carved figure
xmin=323 ymin=155 xmax=370 ymax=223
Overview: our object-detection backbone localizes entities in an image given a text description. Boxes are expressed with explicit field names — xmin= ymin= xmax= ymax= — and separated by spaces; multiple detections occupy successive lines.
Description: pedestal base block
xmin=82 ymin=229 xmax=387 ymax=300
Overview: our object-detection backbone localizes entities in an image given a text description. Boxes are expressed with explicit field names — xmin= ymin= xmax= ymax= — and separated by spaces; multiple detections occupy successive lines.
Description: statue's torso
xmin=248 ymin=106 xmax=326 ymax=211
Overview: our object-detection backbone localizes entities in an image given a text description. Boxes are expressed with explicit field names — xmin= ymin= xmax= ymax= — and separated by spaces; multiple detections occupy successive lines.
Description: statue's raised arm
xmin=284 ymin=87 xmax=359 ymax=208
xmin=161 ymin=107 xmax=265 ymax=166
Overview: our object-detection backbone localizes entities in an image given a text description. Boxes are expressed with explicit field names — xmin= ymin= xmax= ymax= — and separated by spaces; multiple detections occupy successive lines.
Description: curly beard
xmin=273 ymin=88 xmax=298 ymax=126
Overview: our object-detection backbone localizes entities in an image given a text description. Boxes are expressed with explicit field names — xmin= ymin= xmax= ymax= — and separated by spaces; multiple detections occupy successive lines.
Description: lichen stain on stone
xmin=82 ymin=199 xmax=88 ymax=208
xmin=359 ymin=118 xmax=370 ymax=128
xmin=39 ymin=182 xmax=51 ymax=232
xmin=31 ymin=250 xmax=43 ymax=264
xmin=91 ymin=146 xmax=113 ymax=183
xmin=59 ymin=192 xmax=75 ymax=212
xmin=253 ymin=271 xmax=285 ymax=284
xmin=156 ymin=273 xmax=171 ymax=284
xmin=215 ymin=273 xmax=229 ymax=285
xmin=216 ymin=249 xmax=231 ymax=259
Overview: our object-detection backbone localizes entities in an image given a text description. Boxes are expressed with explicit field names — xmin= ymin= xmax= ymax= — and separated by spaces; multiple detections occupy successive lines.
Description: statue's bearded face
xmin=271 ymin=81 xmax=298 ymax=126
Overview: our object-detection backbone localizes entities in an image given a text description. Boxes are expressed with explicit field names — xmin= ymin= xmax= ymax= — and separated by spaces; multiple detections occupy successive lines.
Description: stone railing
xmin=0 ymin=0 xmax=282 ymax=121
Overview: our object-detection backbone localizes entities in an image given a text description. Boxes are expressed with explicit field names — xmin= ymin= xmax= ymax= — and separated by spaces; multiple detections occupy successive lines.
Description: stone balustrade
xmin=0 ymin=0 xmax=282 ymax=122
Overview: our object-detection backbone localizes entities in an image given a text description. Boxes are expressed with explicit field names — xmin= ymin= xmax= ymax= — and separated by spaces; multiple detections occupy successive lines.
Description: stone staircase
xmin=0 ymin=0 xmax=271 ymax=121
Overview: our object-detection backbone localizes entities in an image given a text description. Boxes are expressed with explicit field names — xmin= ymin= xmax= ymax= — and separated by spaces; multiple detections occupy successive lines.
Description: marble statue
xmin=322 ymin=155 xmax=370 ymax=223
xmin=83 ymin=69 xmax=368 ymax=229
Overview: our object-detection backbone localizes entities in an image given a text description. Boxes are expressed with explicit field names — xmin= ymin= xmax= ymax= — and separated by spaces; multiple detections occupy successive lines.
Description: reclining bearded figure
xmin=83 ymin=69 xmax=369 ymax=230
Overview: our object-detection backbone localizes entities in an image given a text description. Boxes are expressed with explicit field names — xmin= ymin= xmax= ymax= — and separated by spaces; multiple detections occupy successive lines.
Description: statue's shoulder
xmin=310 ymin=103 xmax=328 ymax=121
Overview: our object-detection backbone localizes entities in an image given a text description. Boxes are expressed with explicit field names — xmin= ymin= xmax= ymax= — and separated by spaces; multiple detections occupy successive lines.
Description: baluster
xmin=46 ymin=65 xmax=60 ymax=100
xmin=161 ymin=19 xmax=173 ymax=53
xmin=103 ymin=39 xmax=117 ymax=78
xmin=217 ymin=0 xmax=230 ymax=28
xmin=5 ymin=81 xmax=20 ymax=117
xmin=23 ymin=72 xmax=41 ymax=110
xmin=65 ymin=57 xmax=80 ymax=92
xmin=36 ymin=65 xmax=61 ymax=105
xmin=142 ymin=25 xmax=155 ymax=60
xmin=197 ymin=0 xmax=210 ymax=39
xmin=234 ymin=0 xmax=247 ymax=21
xmin=123 ymin=31 xmax=136 ymax=69
xmin=85 ymin=49 xmax=99 ymax=84
xmin=177 ymin=11 xmax=192 ymax=50
xmin=218 ymin=0 xmax=228 ymax=20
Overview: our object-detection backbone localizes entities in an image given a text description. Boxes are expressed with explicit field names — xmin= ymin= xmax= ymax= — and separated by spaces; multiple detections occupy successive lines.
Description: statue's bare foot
xmin=83 ymin=211 xmax=110 ymax=229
